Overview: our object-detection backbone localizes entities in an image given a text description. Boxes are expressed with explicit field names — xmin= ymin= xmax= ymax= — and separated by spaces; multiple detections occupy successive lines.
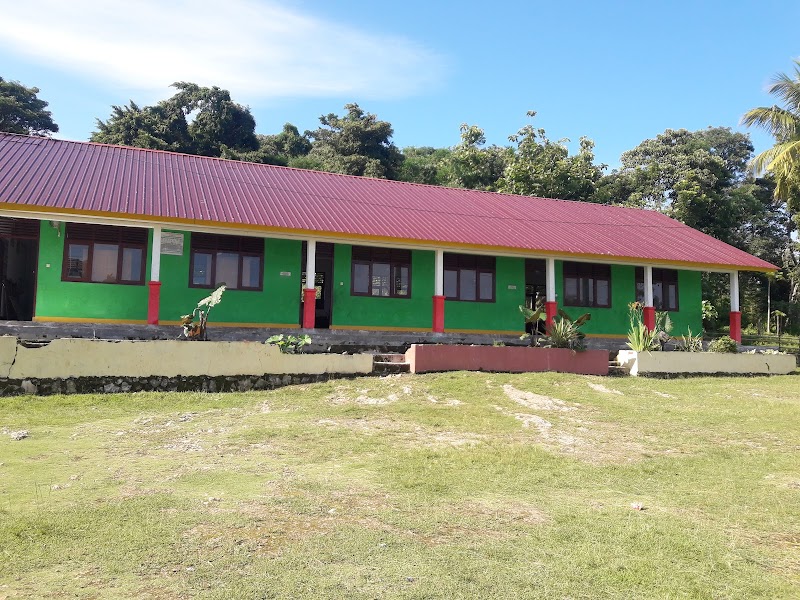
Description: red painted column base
xmin=643 ymin=306 xmax=656 ymax=331
xmin=432 ymin=295 xmax=445 ymax=333
xmin=729 ymin=311 xmax=741 ymax=343
xmin=147 ymin=281 xmax=161 ymax=325
xmin=302 ymin=288 xmax=317 ymax=329
xmin=545 ymin=301 xmax=558 ymax=331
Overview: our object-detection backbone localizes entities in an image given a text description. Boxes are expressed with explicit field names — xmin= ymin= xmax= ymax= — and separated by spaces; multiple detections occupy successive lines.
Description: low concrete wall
xmin=405 ymin=344 xmax=609 ymax=375
xmin=0 ymin=336 xmax=373 ymax=380
xmin=617 ymin=350 xmax=797 ymax=376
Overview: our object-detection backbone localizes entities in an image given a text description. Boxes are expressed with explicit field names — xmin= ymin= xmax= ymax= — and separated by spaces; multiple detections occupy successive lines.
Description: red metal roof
xmin=0 ymin=133 xmax=776 ymax=271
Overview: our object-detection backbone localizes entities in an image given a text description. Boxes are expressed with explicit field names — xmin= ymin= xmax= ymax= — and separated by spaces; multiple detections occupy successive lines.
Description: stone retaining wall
xmin=0 ymin=373 xmax=348 ymax=396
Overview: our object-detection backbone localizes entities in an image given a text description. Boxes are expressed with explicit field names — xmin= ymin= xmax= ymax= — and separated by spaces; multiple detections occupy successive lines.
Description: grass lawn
xmin=1 ymin=372 xmax=799 ymax=599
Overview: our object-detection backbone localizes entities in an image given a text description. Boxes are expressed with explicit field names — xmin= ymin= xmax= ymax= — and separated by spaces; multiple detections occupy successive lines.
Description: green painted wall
xmin=330 ymin=245 xmax=435 ymax=330
xmin=33 ymin=221 xmax=704 ymax=335
xmin=670 ymin=270 xmax=703 ymax=335
xmin=330 ymin=249 xmax=526 ymax=333
xmin=554 ymin=261 xmax=703 ymax=337
xmin=34 ymin=221 xmax=151 ymax=321
xmin=158 ymin=231 xmax=301 ymax=325
xmin=444 ymin=256 xmax=526 ymax=333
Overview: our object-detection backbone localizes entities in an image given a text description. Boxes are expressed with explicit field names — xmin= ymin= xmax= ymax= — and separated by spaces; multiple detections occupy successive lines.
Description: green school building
xmin=0 ymin=133 xmax=775 ymax=341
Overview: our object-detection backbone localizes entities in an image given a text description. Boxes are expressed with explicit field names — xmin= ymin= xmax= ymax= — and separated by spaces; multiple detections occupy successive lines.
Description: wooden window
xmin=351 ymin=246 xmax=411 ymax=298
xmin=189 ymin=233 xmax=263 ymax=290
xmin=443 ymin=253 xmax=495 ymax=302
xmin=62 ymin=223 xmax=147 ymax=284
xmin=636 ymin=268 xmax=679 ymax=311
xmin=563 ymin=262 xmax=611 ymax=308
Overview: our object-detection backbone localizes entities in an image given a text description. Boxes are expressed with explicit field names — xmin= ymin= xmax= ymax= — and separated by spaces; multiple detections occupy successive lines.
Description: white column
xmin=434 ymin=249 xmax=444 ymax=296
xmin=643 ymin=265 xmax=654 ymax=307
xmin=730 ymin=271 xmax=740 ymax=312
xmin=305 ymin=240 xmax=317 ymax=289
xmin=150 ymin=225 xmax=162 ymax=281
xmin=545 ymin=258 xmax=556 ymax=302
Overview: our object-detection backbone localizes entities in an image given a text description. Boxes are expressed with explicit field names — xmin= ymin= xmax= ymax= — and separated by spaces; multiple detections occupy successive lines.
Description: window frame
xmin=189 ymin=233 xmax=264 ymax=291
xmin=61 ymin=223 xmax=147 ymax=285
xmin=443 ymin=253 xmax=496 ymax=303
xmin=350 ymin=246 xmax=412 ymax=299
xmin=635 ymin=267 xmax=679 ymax=311
xmin=562 ymin=262 xmax=611 ymax=308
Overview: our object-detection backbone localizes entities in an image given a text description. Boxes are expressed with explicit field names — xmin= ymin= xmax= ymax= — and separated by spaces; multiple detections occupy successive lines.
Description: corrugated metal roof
xmin=0 ymin=133 xmax=776 ymax=271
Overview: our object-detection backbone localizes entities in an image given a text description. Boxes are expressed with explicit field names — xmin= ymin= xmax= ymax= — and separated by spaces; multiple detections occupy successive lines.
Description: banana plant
xmin=519 ymin=298 xmax=546 ymax=346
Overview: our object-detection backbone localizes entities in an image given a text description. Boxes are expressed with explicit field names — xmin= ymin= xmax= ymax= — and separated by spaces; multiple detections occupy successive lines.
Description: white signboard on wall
xmin=160 ymin=232 xmax=184 ymax=256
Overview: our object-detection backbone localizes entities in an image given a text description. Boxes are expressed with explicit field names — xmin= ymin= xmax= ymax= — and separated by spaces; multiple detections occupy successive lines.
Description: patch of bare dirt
xmin=492 ymin=404 xmax=582 ymax=449
xmin=327 ymin=386 xmax=398 ymax=405
xmin=587 ymin=382 xmax=624 ymax=395
xmin=463 ymin=498 xmax=548 ymax=526
xmin=315 ymin=417 xmax=485 ymax=448
xmin=502 ymin=384 xmax=577 ymax=411
xmin=426 ymin=394 xmax=463 ymax=406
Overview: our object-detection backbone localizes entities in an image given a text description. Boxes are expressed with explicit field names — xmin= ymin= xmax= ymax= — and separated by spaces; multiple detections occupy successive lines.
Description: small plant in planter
xmin=626 ymin=302 xmax=672 ymax=351
xmin=675 ymin=327 xmax=704 ymax=352
xmin=708 ymin=335 xmax=738 ymax=353
xmin=266 ymin=334 xmax=312 ymax=354
xmin=180 ymin=284 xmax=226 ymax=341
xmin=540 ymin=309 xmax=591 ymax=351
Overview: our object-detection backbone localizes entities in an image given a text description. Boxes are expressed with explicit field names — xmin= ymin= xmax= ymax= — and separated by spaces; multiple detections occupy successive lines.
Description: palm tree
xmin=742 ymin=60 xmax=800 ymax=199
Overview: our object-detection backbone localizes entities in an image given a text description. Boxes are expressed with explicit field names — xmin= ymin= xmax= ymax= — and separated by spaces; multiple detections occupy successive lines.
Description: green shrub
xmin=266 ymin=334 xmax=312 ymax=354
xmin=708 ymin=336 xmax=738 ymax=353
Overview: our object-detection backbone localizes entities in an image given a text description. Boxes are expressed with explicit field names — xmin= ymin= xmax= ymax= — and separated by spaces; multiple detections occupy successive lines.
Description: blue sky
xmin=1 ymin=0 xmax=798 ymax=169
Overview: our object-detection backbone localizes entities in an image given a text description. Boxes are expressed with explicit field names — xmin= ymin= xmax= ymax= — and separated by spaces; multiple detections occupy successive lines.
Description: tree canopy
xmin=303 ymin=103 xmax=403 ymax=179
xmin=497 ymin=112 xmax=605 ymax=201
xmin=92 ymin=82 xmax=258 ymax=157
xmin=0 ymin=77 xmax=58 ymax=136
xmin=221 ymin=124 xmax=312 ymax=166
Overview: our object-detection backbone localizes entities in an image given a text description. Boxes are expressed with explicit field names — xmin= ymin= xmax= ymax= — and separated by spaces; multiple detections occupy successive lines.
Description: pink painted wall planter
xmin=405 ymin=344 xmax=609 ymax=375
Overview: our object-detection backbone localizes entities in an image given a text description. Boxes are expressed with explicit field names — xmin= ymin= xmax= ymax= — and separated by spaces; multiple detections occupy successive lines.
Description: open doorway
xmin=0 ymin=217 xmax=40 ymax=321
xmin=525 ymin=258 xmax=546 ymax=334
xmin=300 ymin=241 xmax=334 ymax=328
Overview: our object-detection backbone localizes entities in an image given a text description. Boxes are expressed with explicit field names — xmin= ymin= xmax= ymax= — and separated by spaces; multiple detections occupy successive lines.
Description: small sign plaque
xmin=160 ymin=232 xmax=184 ymax=256
xmin=280 ymin=271 xmax=292 ymax=277
xmin=507 ymin=284 xmax=517 ymax=290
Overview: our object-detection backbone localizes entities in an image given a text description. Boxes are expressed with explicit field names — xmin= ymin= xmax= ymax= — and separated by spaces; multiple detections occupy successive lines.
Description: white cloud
xmin=0 ymin=0 xmax=445 ymax=101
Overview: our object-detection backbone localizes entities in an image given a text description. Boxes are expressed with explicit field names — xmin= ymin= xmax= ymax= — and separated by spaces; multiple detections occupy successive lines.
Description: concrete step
xmin=373 ymin=353 xmax=407 ymax=363
xmin=372 ymin=361 xmax=411 ymax=374
xmin=607 ymin=362 xmax=628 ymax=377
xmin=373 ymin=353 xmax=411 ymax=374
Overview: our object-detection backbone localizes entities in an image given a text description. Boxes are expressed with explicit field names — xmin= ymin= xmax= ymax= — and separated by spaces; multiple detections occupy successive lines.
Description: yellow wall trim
xmin=34 ymin=316 xmax=149 ymax=325
xmin=444 ymin=328 xmax=523 ymax=335
xmin=331 ymin=324 xmax=522 ymax=335
xmin=330 ymin=324 xmax=432 ymax=333
xmin=161 ymin=321 xmax=300 ymax=329
xmin=34 ymin=316 xmax=300 ymax=329
xmin=585 ymin=333 xmax=628 ymax=339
